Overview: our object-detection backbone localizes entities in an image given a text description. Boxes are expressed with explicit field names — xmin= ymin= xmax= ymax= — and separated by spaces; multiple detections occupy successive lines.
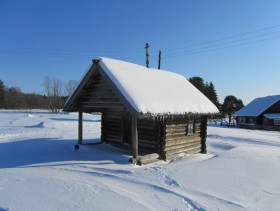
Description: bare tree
xmin=65 ymin=80 xmax=79 ymax=97
xmin=43 ymin=76 xmax=64 ymax=113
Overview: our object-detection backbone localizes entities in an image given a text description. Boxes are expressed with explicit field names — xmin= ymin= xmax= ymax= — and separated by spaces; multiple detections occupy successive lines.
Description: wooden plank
xmin=165 ymin=123 xmax=187 ymax=129
xmin=164 ymin=148 xmax=201 ymax=160
xmin=163 ymin=142 xmax=201 ymax=151
xmin=136 ymin=153 xmax=160 ymax=166
xmin=81 ymin=104 xmax=124 ymax=109
xmin=165 ymin=134 xmax=200 ymax=141
xmin=131 ymin=116 xmax=138 ymax=159
xmin=164 ymin=138 xmax=200 ymax=146
xmin=163 ymin=145 xmax=201 ymax=155
xmin=162 ymin=146 xmax=201 ymax=160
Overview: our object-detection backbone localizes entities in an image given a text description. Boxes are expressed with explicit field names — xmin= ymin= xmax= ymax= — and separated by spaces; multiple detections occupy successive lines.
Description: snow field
xmin=0 ymin=110 xmax=280 ymax=211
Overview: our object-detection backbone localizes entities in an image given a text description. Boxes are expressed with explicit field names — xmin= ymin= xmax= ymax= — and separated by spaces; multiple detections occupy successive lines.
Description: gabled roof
xmin=64 ymin=57 xmax=219 ymax=116
xmin=234 ymin=95 xmax=280 ymax=117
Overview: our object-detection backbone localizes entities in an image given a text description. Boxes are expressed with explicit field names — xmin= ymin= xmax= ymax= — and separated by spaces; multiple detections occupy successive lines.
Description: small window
xmin=274 ymin=119 xmax=280 ymax=125
xmin=187 ymin=120 xmax=195 ymax=135
xmin=240 ymin=117 xmax=245 ymax=123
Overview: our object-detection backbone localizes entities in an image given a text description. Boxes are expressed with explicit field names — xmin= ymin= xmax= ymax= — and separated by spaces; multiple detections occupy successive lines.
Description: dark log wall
xmin=102 ymin=110 xmax=126 ymax=145
xmin=159 ymin=116 xmax=203 ymax=160
xmin=75 ymin=73 xmax=125 ymax=111
xmin=102 ymin=114 xmax=206 ymax=160
xmin=138 ymin=119 xmax=160 ymax=154
xmin=102 ymin=113 xmax=161 ymax=155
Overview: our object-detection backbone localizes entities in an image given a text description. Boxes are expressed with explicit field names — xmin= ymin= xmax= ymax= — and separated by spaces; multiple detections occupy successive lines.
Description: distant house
xmin=234 ymin=95 xmax=280 ymax=130
xmin=63 ymin=57 xmax=219 ymax=164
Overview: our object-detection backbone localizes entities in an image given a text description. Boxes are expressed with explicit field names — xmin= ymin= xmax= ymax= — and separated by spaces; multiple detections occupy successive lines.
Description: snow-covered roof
xmin=234 ymin=95 xmax=280 ymax=117
xmin=64 ymin=57 xmax=219 ymax=116
xmin=264 ymin=113 xmax=280 ymax=119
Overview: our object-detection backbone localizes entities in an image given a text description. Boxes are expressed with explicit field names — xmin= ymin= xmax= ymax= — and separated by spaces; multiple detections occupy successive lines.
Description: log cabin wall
xmin=137 ymin=118 xmax=160 ymax=154
xmin=159 ymin=116 xmax=202 ymax=160
xmin=102 ymin=110 xmax=126 ymax=145
xmin=75 ymin=73 xmax=125 ymax=112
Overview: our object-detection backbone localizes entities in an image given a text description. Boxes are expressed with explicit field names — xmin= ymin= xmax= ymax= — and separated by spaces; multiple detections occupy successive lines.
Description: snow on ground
xmin=0 ymin=110 xmax=280 ymax=211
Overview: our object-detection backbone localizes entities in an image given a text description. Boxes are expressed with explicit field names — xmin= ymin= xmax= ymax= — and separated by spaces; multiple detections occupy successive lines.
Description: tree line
xmin=0 ymin=78 xmax=78 ymax=112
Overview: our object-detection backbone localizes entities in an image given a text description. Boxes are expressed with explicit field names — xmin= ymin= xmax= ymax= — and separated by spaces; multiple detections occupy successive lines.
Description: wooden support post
xmin=131 ymin=116 xmax=138 ymax=159
xmin=200 ymin=115 xmax=208 ymax=154
xmin=78 ymin=110 xmax=83 ymax=145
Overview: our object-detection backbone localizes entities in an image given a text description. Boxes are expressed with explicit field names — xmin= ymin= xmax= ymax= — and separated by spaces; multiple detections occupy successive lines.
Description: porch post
xmin=200 ymin=115 xmax=207 ymax=153
xmin=78 ymin=110 xmax=83 ymax=145
xmin=131 ymin=115 xmax=138 ymax=159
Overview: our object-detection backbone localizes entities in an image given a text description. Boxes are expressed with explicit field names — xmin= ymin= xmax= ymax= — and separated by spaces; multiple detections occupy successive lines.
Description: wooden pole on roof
xmin=158 ymin=50 xmax=161 ymax=70
xmin=145 ymin=42 xmax=150 ymax=68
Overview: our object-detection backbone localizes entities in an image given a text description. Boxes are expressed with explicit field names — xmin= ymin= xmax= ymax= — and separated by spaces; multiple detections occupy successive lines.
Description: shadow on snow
xmin=0 ymin=138 xmax=131 ymax=168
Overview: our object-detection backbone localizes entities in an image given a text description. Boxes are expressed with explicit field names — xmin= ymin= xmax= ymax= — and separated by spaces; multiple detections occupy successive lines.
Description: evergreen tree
xmin=205 ymin=82 xmax=220 ymax=108
xmin=221 ymin=95 xmax=244 ymax=125
xmin=0 ymin=80 xmax=4 ymax=108
xmin=189 ymin=76 xmax=220 ymax=109
xmin=188 ymin=76 xmax=205 ymax=93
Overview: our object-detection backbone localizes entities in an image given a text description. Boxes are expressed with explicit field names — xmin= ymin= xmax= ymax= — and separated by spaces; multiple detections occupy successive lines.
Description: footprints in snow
xmin=164 ymin=175 xmax=180 ymax=188
xmin=148 ymin=167 xmax=181 ymax=188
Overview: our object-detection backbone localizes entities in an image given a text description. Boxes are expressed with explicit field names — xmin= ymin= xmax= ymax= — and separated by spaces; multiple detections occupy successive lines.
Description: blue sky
xmin=1 ymin=0 xmax=280 ymax=104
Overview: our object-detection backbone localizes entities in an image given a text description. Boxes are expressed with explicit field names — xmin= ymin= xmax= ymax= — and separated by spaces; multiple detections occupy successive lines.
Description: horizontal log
xmin=165 ymin=130 xmax=187 ymax=137
xmin=138 ymin=125 xmax=157 ymax=131
xmin=165 ymin=132 xmax=187 ymax=138
xmin=103 ymin=120 xmax=121 ymax=125
xmin=164 ymin=148 xmax=201 ymax=160
xmin=138 ymin=121 xmax=157 ymax=126
xmin=104 ymin=131 xmax=121 ymax=136
xmin=138 ymin=129 xmax=157 ymax=135
xmin=91 ymin=82 xmax=107 ymax=87
xmin=165 ymin=134 xmax=200 ymax=141
xmin=136 ymin=153 xmax=160 ymax=165
xmin=137 ymin=153 xmax=160 ymax=161
xmin=84 ymin=89 xmax=114 ymax=95
xmin=138 ymin=137 xmax=158 ymax=143
xmin=105 ymin=137 xmax=122 ymax=143
xmin=163 ymin=142 xmax=201 ymax=151
xmin=165 ymin=126 xmax=187 ymax=132
xmin=138 ymin=142 xmax=159 ymax=149
xmin=162 ymin=147 xmax=201 ymax=160
xmin=165 ymin=123 xmax=187 ymax=129
xmin=138 ymin=136 xmax=158 ymax=141
xmin=81 ymin=104 xmax=124 ymax=109
xmin=163 ymin=145 xmax=201 ymax=156
xmin=138 ymin=139 xmax=161 ymax=147
xmin=82 ymin=101 xmax=123 ymax=106
xmin=104 ymin=113 xmax=123 ymax=118
xmin=103 ymin=122 xmax=121 ymax=128
xmin=164 ymin=138 xmax=201 ymax=147
xmin=136 ymin=158 xmax=160 ymax=166
xmin=104 ymin=130 xmax=122 ymax=135
xmin=82 ymin=97 xmax=120 ymax=102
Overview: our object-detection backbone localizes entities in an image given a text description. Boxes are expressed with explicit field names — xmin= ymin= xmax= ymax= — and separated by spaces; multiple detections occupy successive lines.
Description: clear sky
xmin=1 ymin=0 xmax=280 ymax=105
